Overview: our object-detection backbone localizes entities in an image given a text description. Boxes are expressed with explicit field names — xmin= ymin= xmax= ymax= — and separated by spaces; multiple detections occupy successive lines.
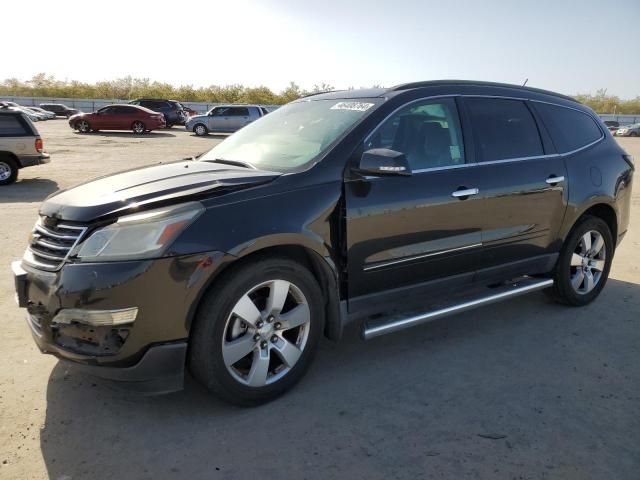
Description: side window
xmin=533 ymin=102 xmax=603 ymax=153
xmin=0 ymin=115 xmax=28 ymax=136
xmin=98 ymin=107 xmax=113 ymax=114
xmin=465 ymin=98 xmax=544 ymax=161
xmin=226 ymin=107 xmax=250 ymax=116
xmin=366 ymin=98 xmax=465 ymax=170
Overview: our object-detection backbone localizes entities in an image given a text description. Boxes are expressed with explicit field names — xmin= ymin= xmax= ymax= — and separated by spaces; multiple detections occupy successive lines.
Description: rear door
xmin=345 ymin=97 xmax=485 ymax=303
xmin=461 ymin=97 xmax=568 ymax=276
xmin=224 ymin=107 xmax=251 ymax=131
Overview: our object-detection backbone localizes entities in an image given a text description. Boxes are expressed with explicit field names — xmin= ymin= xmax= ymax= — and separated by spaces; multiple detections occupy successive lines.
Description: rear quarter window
xmin=0 ymin=115 xmax=29 ymax=136
xmin=533 ymin=103 xmax=603 ymax=153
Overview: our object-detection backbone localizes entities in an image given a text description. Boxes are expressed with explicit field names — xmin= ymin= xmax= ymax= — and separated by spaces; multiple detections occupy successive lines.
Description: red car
xmin=69 ymin=105 xmax=166 ymax=134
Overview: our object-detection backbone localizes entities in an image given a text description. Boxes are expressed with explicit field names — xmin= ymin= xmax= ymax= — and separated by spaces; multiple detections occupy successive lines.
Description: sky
xmin=3 ymin=0 xmax=639 ymax=98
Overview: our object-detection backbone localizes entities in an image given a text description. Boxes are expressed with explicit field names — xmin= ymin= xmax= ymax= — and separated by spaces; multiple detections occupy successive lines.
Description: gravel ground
xmin=1 ymin=121 xmax=639 ymax=480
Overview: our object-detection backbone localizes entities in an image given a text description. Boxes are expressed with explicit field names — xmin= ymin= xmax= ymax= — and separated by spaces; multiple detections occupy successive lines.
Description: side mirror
xmin=354 ymin=148 xmax=412 ymax=177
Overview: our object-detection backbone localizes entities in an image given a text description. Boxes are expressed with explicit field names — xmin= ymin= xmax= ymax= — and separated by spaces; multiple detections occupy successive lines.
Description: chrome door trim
xmin=359 ymin=93 xmax=605 ymax=179
xmin=363 ymin=243 xmax=483 ymax=272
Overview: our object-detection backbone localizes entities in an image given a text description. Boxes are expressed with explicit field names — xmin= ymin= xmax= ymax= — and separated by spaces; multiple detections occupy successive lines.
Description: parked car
xmin=1 ymin=102 xmax=42 ymax=121
xmin=40 ymin=103 xmax=80 ymax=118
xmin=21 ymin=107 xmax=50 ymax=121
xmin=182 ymin=105 xmax=199 ymax=118
xmin=128 ymin=99 xmax=186 ymax=127
xmin=27 ymin=106 xmax=56 ymax=120
xmin=604 ymin=120 xmax=620 ymax=135
xmin=68 ymin=104 xmax=166 ymax=134
xmin=0 ymin=106 xmax=50 ymax=185
xmin=185 ymin=105 xmax=269 ymax=135
xmin=12 ymin=81 xmax=633 ymax=405
xmin=615 ymin=123 xmax=640 ymax=137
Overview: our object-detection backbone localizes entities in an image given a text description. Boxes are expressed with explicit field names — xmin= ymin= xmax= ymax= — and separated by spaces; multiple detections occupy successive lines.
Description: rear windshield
xmin=200 ymin=99 xmax=381 ymax=173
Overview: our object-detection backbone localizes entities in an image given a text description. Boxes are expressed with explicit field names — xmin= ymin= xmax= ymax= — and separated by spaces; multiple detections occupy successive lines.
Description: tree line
xmin=1 ymin=74 xmax=639 ymax=113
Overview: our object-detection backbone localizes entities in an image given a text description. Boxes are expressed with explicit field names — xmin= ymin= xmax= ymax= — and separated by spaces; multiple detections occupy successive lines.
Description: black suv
xmin=39 ymin=103 xmax=79 ymax=118
xmin=12 ymin=81 xmax=634 ymax=405
xmin=128 ymin=99 xmax=186 ymax=127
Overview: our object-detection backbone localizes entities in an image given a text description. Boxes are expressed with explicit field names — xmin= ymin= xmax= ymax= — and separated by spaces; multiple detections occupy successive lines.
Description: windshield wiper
xmin=207 ymin=158 xmax=255 ymax=169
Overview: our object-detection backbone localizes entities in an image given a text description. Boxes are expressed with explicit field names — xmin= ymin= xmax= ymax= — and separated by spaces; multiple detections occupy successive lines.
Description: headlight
xmin=75 ymin=202 xmax=204 ymax=262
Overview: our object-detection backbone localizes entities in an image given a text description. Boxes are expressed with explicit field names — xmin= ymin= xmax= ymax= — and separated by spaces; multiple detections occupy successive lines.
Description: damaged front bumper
xmin=12 ymin=251 xmax=226 ymax=393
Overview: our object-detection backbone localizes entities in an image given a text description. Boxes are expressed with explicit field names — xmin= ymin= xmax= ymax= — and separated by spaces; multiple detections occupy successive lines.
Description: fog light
xmin=53 ymin=307 xmax=138 ymax=326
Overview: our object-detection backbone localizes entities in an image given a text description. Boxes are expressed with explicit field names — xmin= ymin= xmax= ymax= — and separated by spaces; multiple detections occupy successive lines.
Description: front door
xmin=345 ymin=97 xmax=484 ymax=304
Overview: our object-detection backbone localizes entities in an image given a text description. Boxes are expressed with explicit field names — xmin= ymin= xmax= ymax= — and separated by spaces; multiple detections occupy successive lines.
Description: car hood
xmin=187 ymin=114 xmax=207 ymax=122
xmin=40 ymin=160 xmax=281 ymax=222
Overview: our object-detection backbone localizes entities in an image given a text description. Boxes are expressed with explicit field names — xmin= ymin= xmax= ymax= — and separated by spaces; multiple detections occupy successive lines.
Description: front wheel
xmin=188 ymin=257 xmax=324 ymax=406
xmin=548 ymin=216 xmax=613 ymax=306
xmin=132 ymin=121 xmax=146 ymax=134
xmin=630 ymin=132 xmax=638 ymax=137
xmin=76 ymin=120 xmax=91 ymax=133
xmin=193 ymin=123 xmax=208 ymax=136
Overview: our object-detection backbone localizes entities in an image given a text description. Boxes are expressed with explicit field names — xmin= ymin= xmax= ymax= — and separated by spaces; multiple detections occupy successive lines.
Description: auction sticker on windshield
xmin=331 ymin=102 xmax=375 ymax=112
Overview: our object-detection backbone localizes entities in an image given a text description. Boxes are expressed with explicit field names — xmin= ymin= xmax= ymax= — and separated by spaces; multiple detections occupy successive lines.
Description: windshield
xmin=200 ymin=99 xmax=381 ymax=172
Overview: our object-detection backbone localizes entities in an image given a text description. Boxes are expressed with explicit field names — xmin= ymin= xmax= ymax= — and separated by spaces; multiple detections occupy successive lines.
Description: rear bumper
xmin=19 ymin=153 xmax=50 ymax=168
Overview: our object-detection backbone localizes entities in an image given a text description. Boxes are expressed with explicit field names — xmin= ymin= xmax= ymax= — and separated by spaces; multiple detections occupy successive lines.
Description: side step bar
xmin=362 ymin=277 xmax=553 ymax=340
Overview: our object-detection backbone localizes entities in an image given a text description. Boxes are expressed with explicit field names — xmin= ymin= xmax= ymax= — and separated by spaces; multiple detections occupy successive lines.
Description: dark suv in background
xmin=39 ymin=103 xmax=79 ymax=118
xmin=12 ymin=81 xmax=634 ymax=406
xmin=128 ymin=99 xmax=187 ymax=127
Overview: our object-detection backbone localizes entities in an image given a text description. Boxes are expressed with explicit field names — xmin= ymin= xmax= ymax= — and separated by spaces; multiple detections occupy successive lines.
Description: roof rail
xmin=390 ymin=80 xmax=578 ymax=103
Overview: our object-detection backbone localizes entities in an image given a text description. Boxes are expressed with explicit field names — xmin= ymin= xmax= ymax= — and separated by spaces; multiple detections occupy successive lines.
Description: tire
xmin=193 ymin=123 xmax=208 ymax=136
xmin=132 ymin=121 xmax=146 ymax=134
xmin=630 ymin=132 xmax=638 ymax=137
xmin=0 ymin=156 xmax=18 ymax=185
xmin=548 ymin=215 xmax=613 ymax=306
xmin=165 ymin=123 xmax=174 ymax=129
xmin=76 ymin=120 xmax=91 ymax=133
xmin=188 ymin=257 xmax=325 ymax=406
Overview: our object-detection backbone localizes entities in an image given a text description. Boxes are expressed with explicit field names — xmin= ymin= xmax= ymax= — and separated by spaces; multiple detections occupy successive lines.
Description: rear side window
xmin=226 ymin=107 xmax=250 ymax=116
xmin=0 ymin=115 xmax=28 ymax=136
xmin=465 ymin=98 xmax=544 ymax=161
xmin=533 ymin=103 xmax=603 ymax=153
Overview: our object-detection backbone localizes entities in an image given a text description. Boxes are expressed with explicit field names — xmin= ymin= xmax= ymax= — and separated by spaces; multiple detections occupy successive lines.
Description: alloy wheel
xmin=0 ymin=161 xmax=11 ymax=181
xmin=133 ymin=122 xmax=145 ymax=134
xmin=569 ymin=230 xmax=606 ymax=294
xmin=221 ymin=279 xmax=311 ymax=387
xmin=77 ymin=120 xmax=90 ymax=133
xmin=195 ymin=125 xmax=207 ymax=136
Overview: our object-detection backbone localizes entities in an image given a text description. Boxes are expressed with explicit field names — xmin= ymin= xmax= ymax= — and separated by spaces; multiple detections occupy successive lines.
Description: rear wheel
xmin=0 ymin=157 xmax=18 ymax=185
xmin=132 ymin=121 xmax=146 ymax=134
xmin=194 ymin=124 xmax=208 ymax=136
xmin=548 ymin=216 xmax=613 ymax=306
xmin=76 ymin=120 xmax=91 ymax=133
xmin=188 ymin=257 xmax=324 ymax=406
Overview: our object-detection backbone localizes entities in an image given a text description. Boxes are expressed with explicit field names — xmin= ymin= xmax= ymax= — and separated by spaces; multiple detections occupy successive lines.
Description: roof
xmin=296 ymin=80 xmax=578 ymax=104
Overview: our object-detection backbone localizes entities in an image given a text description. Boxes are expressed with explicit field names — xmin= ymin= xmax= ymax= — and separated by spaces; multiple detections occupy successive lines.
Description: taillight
xmin=35 ymin=138 xmax=43 ymax=153
xmin=623 ymin=154 xmax=634 ymax=170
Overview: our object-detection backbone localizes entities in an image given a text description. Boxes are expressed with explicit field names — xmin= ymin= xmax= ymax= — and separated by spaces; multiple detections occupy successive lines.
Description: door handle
xmin=451 ymin=187 xmax=479 ymax=199
xmin=545 ymin=176 xmax=565 ymax=185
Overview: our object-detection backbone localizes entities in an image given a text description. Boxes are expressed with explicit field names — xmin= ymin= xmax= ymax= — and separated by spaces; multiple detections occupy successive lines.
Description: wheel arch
xmin=0 ymin=151 xmax=22 ymax=168
xmin=187 ymin=243 xmax=344 ymax=342
xmin=562 ymin=201 xmax=618 ymax=247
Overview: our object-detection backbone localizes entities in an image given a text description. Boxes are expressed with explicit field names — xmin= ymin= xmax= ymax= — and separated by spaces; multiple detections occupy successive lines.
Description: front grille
xmin=24 ymin=218 xmax=87 ymax=271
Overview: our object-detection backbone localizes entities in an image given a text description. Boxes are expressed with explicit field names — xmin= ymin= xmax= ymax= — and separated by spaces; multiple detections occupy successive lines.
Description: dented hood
xmin=40 ymin=160 xmax=280 ymax=222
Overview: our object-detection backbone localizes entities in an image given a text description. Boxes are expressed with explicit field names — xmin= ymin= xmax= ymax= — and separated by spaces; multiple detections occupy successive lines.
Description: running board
xmin=362 ymin=277 xmax=553 ymax=340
